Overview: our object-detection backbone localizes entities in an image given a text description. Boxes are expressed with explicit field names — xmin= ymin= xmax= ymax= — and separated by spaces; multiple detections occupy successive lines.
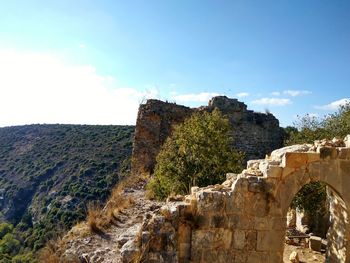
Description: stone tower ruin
xmin=131 ymin=96 xmax=285 ymax=175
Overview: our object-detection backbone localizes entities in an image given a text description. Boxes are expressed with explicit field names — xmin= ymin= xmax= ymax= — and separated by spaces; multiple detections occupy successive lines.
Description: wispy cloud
xmin=315 ymin=98 xmax=350 ymax=110
xmin=78 ymin=43 xmax=86 ymax=49
xmin=172 ymin=92 xmax=221 ymax=103
xmin=0 ymin=50 xmax=158 ymax=126
xmin=251 ymin=97 xmax=291 ymax=106
xmin=271 ymin=91 xmax=280 ymax=96
xmin=236 ymin=92 xmax=250 ymax=98
xmin=283 ymin=90 xmax=311 ymax=97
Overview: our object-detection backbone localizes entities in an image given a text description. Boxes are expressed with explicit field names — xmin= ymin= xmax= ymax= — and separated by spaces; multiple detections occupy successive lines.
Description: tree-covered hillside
xmin=0 ymin=124 xmax=134 ymax=261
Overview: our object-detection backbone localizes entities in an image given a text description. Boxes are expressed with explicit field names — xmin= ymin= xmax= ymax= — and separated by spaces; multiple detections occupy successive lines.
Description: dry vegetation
xmin=38 ymin=172 xmax=148 ymax=262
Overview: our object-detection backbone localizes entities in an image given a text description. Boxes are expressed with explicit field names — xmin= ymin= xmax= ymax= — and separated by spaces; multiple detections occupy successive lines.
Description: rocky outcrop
xmin=131 ymin=96 xmax=284 ymax=175
xmin=130 ymin=136 xmax=350 ymax=263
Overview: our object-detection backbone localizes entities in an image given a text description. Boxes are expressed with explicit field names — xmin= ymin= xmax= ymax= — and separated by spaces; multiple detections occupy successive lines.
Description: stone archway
xmin=137 ymin=137 xmax=350 ymax=263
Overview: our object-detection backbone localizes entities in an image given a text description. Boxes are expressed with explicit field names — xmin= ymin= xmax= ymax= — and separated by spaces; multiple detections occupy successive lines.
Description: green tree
xmin=0 ymin=233 xmax=20 ymax=256
xmin=148 ymin=109 xmax=244 ymax=200
xmin=285 ymin=102 xmax=350 ymax=145
xmin=0 ymin=223 xmax=13 ymax=239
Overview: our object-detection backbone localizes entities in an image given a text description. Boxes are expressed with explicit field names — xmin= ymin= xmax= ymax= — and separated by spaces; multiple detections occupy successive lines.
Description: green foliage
xmin=0 ymin=222 xmax=36 ymax=262
xmin=0 ymin=124 xmax=135 ymax=259
xmin=0 ymin=223 xmax=13 ymax=239
xmin=285 ymin=102 xmax=350 ymax=145
xmin=148 ymin=110 xmax=244 ymax=200
xmin=291 ymin=182 xmax=327 ymax=214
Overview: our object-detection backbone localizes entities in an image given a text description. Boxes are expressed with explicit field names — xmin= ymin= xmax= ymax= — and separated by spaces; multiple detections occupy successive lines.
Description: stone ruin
xmin=125 ymin=135 xmax=350 ymax=263
xmin=131 ymin=96 xmax=285 ymax=175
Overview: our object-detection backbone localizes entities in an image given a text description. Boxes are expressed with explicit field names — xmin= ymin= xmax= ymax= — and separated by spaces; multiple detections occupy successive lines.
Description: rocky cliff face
xmin=131 ymin=96 xmax=285 ymax=175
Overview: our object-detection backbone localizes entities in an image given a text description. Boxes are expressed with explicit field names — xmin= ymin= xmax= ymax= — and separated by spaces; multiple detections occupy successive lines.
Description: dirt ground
xmin=283 ymin=244 xmax=325 ymax=262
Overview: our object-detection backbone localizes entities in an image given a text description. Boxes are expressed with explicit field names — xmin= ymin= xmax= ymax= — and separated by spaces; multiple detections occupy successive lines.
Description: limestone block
xmin=226 ymin=173 xmax=238 ymax=181
xmin=225 ymin=192 xmax=245 ymax=214
xmin=196 ymin=190 xmax=224 ymax=214
xmin=338 ymin=148 xmax=350 ymax=159
xmin=236 ymin=215 xmax=254 ymax=229
xmin=178 ymin=223 xmax=191 ymax=244
xmin=309 ymin=236 xmax=322 ymax=252
xmin=178 ymin=243 xmax=191 ymax=261
xmin=318 ymin=146 xmax=337 ymax=159
xmin=268 ymin=252 xmax=283 ymax=263
xmin=192 ymin=229 xmax=232 ymax=249
xmin=247 ymin=159 xmax=264 ymax=169
xmin=209 ymin=215 xmax=227 ymax=228
xmin=282 ymin=152 xmax=320 ymax=168
xmin=289 ymin=251 xmax=299 ymax=263
xmin=245 ymin=230 xmax=257 ymax=250
xmin=257 ymin=230 xmax=284 ymax=251
xmin=201 ymin=249 xmax=233 ymax=263
xmin=320 ymin=161 xmax=341 ymax=191
xmin=254 ymin=217 xmax=270 ymax=231
xmin=246 ymin=251 xmax=269 ymax=263
xmin=248 ymin=181 xmax=265 ymax=193
xmin=233 ymin=229 xmax=246 ymax=250
xmin=344 ymin=134 xmax=350 ymax=148
xmin=271 ymin=144 xmax=313 ymax=161
xmin=282 ymin=166 xmax=296 ymax=178
xmin=191 ymin=186 xmax=199 ymax=195
xmin=249 ymin=194 xmax=269 ymax=217
xmin=260 ymin=163 xmax=282 ymax=178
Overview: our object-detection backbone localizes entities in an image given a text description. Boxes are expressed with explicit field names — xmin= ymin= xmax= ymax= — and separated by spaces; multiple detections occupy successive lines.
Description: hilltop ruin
xmin=131 ymin=96 xmax=285 ymax=175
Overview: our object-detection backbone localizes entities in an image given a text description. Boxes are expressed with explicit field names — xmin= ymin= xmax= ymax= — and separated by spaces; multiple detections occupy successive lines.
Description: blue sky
xmin=0 ymin=0 xmax=349 ymax=127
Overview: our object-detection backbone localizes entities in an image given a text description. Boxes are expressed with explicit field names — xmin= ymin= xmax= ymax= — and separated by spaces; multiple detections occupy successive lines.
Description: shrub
xmin=148 ymin=109 xmax=244 ymax=200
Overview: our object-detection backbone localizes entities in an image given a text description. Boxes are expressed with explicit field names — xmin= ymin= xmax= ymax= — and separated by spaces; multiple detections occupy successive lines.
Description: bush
xmin=148 ymin=109 xmax=244 ymax=200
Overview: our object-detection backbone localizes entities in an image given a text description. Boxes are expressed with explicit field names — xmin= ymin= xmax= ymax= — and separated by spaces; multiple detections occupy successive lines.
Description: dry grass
xmin=87 ymin=203 xmax=104 ymax=233
xmin=86 ymin=172 xmax=147 ymax=233
xmin=38 ymin=242 xmax=60 ymax=263
xmin=41 ymin=172 xmax=149 ymax=261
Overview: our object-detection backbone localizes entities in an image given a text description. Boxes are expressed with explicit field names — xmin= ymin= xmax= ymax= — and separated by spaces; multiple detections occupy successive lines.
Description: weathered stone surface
xmin=131 ymin=96 xmax=284 ymax=175
xmin=289 ymin=251 xmax=299 ymax=263
xmin=233 ymin=229 xmax=246 ymax=250
xmin=257 ymin=230 xmax=284 ymax=252
xmin=344 ymin=135 xmax=350 ymax=148
xmin=120 ymin=240 xmax=139 ymax=263
xmin=282 ymin=152 xmax=320 ymax=168
xmin=338 ymin=147 xmax=350 ymax=159
xmin=136 ymin=136 xmax=350 ymax=263
xmin=309 ymin=236 xmax=322 ymax=252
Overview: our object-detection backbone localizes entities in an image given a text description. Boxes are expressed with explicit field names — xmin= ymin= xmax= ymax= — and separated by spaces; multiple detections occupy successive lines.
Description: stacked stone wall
xmin=131 ymin=135 xmax=350 ymax=263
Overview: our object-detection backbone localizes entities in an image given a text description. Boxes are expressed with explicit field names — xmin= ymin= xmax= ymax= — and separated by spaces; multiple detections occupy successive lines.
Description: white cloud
xmin=172 ymin=92 xmax=221 ymax=103
xmin=283 ymin=90 xmax=311 ymax=97
xmin=271 ymin=91 xmax=280 ymax=96
xmin=0 ymin=50 xmax=158 ymax=127
xmin=236 ymin=92 xmax=249 ymax=98
xmin=315 ymin=98 xmax=350 ymax=111
xmin=79 ymin=43 xmax=86 ymax=49
xmin=251 ymin=97 xmax=291 ymax=106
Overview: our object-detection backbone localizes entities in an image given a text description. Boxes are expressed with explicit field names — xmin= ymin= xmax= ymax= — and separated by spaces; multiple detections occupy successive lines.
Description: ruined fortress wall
xmin=131 ymin=99 xmax=194 ymax=175
xmin=131 ymin=96 xmax=285 ymax=175
xmin=132 ymin=137 xmax=350 ymax=263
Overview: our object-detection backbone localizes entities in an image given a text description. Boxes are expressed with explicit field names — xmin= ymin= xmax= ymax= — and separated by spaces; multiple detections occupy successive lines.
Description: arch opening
xmin=283 ymin=181 xmax=349 ymax=262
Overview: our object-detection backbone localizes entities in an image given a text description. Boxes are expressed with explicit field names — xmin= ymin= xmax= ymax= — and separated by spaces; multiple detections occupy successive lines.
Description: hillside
xmin=0 ymin=124 xmax=134 ymax=260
